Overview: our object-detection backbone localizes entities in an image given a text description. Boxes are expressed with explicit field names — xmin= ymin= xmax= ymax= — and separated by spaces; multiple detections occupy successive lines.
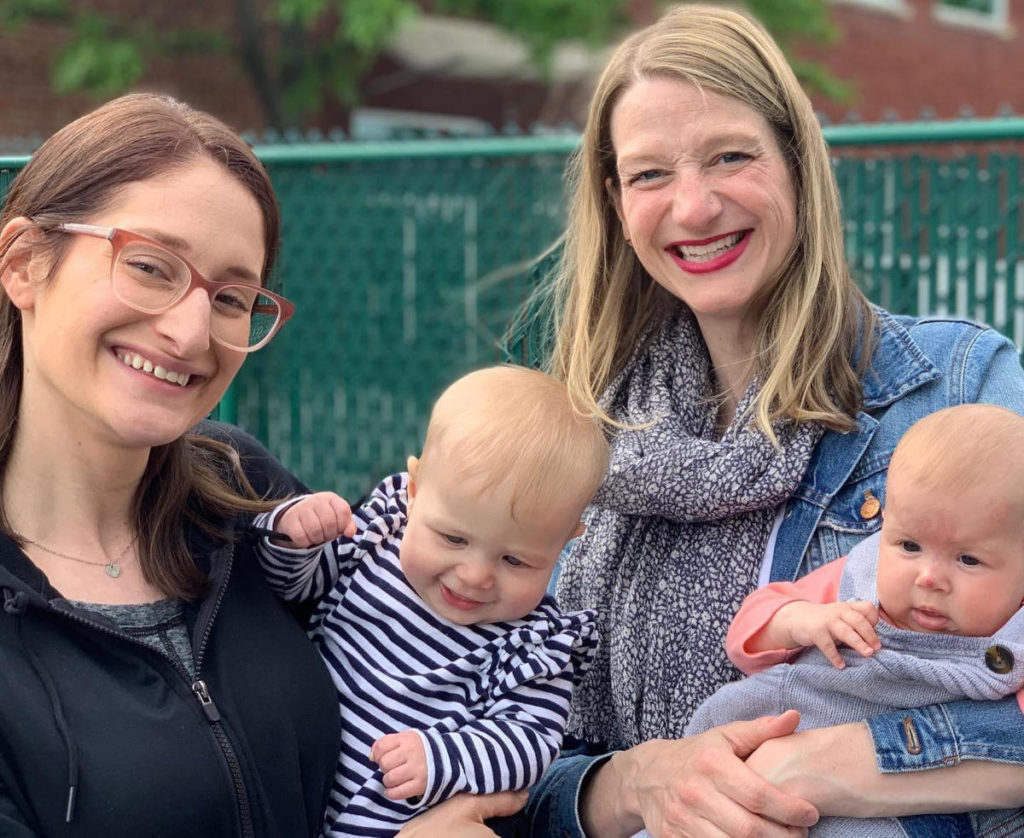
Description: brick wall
xmin=1 ymin=0 xmax=1022 ymax=145
xmin=805 ymin=0 xmax=1024 ymax=121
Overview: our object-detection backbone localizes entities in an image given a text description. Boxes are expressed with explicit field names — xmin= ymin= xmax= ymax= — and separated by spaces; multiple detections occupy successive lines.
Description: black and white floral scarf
xmin=558 ymin=308 xmax=822 ymax=748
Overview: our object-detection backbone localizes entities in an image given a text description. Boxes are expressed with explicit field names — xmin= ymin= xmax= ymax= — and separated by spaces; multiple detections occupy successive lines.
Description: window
xmin=829 ymin=0 xmax=911 ymax=14
xmin=933 ymin=0 xmax=1009 ymax=33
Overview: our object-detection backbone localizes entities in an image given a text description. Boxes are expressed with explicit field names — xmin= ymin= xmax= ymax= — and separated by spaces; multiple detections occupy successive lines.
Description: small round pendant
xmin=104 ymin=563 xmax=122 ymax=579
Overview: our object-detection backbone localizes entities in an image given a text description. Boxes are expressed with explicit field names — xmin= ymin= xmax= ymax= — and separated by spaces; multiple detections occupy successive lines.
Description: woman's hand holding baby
xmin=767 ymin=602 xmax=880 ymax=668
xmin=273 ymin=491 xmax=356 ymax=548
xmin=371 ymin=730 xmax=428 ymax=800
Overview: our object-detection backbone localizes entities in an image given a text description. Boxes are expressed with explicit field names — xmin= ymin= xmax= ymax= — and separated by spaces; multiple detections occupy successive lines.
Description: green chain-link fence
xmin=3 ymin=121 xmax=1024 ymax=497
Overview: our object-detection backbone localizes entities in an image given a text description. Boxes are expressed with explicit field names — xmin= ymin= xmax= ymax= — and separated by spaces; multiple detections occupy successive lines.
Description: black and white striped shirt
xmin=256 ymin=473 xmax=598 ymax=836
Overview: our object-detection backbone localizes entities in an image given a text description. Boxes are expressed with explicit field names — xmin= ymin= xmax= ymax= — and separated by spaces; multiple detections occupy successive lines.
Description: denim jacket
xmin=523 ymin=310 xmax=1024 ymax=838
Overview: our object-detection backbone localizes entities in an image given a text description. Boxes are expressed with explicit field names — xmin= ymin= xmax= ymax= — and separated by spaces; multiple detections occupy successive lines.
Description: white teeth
xmin=118 ymin=352 xmax=191 ymax=387
xmin=674 ymin=232 xmax=744 ymax=262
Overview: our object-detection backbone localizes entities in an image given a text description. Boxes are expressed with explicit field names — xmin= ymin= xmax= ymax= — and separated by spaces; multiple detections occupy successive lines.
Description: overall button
xmin=985 ymin=645 xmax=1014 ymax=674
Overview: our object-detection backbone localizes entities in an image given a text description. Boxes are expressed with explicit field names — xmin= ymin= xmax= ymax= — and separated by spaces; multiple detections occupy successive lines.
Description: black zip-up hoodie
xmin=0 ymin=422 xmax=339 ymax=837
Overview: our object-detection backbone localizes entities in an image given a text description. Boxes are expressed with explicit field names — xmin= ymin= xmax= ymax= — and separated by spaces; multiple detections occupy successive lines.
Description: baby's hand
xmin=274 ymin=492 xmax=356 ymax=549
xmin=371 ymin=730 xmax=428 ymax=801
xmin=773 ymin=600 xmax=880 ymax=668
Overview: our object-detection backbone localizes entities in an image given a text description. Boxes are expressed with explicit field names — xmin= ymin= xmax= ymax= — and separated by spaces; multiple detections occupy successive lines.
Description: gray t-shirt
xmin=70 ymin=598 xmax=195 ymax=678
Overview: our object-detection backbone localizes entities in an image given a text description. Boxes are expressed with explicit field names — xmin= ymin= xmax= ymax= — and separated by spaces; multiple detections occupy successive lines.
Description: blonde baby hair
xmin=889 ymin=405 xmax=1024 ymax=516
xmin=415 ymin=365 xmax=609 ymax=521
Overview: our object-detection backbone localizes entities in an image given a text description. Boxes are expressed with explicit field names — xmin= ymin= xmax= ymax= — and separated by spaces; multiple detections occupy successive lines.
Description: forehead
xmin=886 ymin=468 xmax=1024 ymax=550
xmin=610 ymin=77 xmax=776 ymax=157
xmin=89 ymin=158 xmax=266 ymax=275
xmin=416 ymin=470 xmax=576 ymax=559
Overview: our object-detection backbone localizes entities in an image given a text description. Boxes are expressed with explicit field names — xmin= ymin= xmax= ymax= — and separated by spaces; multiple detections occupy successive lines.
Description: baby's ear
xmin=406 ymin=456 xmax=419 ymax=499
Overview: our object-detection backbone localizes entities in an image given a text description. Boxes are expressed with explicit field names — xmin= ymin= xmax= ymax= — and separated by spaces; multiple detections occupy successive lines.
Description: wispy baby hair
xmin=417 ymin=365 xmax=610 ymax=520
xmin=890 ymin=404 xmax=1024 ymax=507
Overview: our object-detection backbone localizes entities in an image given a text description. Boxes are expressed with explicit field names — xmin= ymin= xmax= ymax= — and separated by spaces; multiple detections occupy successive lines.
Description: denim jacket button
xmin=859 ymin=491 xmax=881 ymax=520
xmin=985 ymin=645 xmax=1014 ymax=674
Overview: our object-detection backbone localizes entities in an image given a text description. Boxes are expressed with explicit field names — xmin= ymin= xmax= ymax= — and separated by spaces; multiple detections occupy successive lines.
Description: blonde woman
xmin=402 ymin=5 xmax=1024 ymax=837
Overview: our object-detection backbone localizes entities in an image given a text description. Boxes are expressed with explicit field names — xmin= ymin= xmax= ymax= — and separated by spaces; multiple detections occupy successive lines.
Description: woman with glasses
xmin=0 ymin=93 xmax=338 ymax=836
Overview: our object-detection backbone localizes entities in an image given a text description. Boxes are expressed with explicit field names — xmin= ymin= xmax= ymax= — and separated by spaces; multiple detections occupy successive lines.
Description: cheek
xmin=398 ymin=530 xmax=433 ymax=580
xmin=509 ymin=575 xmax=549 ymax=610
xmin=875 ymin=555 xmax=906 ymax=603
xmin=621 ymin=193 xmax=661 ymax=238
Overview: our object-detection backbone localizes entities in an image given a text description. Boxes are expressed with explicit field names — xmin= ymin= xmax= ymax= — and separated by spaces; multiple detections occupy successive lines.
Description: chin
xmin=107 ymin=407 xmax=208 ymax=450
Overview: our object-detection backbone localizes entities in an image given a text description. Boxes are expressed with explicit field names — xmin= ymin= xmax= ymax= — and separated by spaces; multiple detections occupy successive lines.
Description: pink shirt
xmin=725 ymin=557 xmax=1024 ymax=713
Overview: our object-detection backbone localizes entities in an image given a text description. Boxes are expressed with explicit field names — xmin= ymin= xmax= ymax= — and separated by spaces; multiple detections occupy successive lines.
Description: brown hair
xmin=0 ymin=93 xmax=282 ymax=599
xmin=547 ymin=4 xmax=875 ymax=439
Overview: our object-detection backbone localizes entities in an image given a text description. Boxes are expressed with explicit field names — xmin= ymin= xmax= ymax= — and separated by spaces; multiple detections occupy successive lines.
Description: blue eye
xmin=716 ymin=151 xmax=752 ymax=165
xmin=626 ymin=169 xmax=664 ymax=185
xmin=502 ymin=555 xmax=525 ymax=567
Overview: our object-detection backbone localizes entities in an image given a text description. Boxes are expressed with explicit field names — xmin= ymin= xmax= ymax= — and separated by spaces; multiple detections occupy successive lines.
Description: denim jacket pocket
xmin=972 ymin=806 xmax=1024 ymax=838
xmin=970 ymin=803 xmax=1024 ymax=835
xmin=806 ymin=470 xmax=887 ymax=571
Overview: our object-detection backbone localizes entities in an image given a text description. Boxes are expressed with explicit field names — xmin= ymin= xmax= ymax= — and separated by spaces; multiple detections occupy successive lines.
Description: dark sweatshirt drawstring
xmin=3 ymin=587 xmax=80 ymax=823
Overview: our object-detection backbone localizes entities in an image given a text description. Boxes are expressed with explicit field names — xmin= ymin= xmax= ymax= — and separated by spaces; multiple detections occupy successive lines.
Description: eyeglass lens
xmin=113 ymin=241 xmax=280 ymax=349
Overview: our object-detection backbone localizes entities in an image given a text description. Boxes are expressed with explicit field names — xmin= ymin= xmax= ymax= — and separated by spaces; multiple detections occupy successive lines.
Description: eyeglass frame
xmin=42 ymin=221 xmax=295 ymax=352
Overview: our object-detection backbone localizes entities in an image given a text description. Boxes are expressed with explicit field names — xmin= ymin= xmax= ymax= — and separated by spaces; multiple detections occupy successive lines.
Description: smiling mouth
xmin=440 ymin=584 xmax=486 ymax=611
xmin=116 ymin=350 xmax=193 ymax=387
xmin=670 ymin=231 xmax=748 ymax=263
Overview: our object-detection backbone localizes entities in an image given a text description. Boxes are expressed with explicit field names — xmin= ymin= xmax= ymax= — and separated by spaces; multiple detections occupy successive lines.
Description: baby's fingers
xmin=370 ymin=734 xmax=402 ymax=764
xmin=811 ymin=631 xmax=845 ymax=669
xmin=847 ymin=600 xmax=881 ymax=627
xmin=840 ymin=606 xmax=881 ymax=653
xmin=384 ymin=776 xmax=426 ymax=801
xmin=325 ymin=494 xmax=357 ymax=538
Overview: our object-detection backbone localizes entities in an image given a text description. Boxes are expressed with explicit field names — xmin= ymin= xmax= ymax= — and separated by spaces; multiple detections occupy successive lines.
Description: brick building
xmin=808 ymin=0 xmax=1024 ymax=122
xmin=0 ymin=0 xmax=1021 ymax=146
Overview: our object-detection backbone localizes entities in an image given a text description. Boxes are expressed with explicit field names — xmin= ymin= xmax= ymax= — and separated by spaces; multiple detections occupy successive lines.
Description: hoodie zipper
xmin=31 ymin=543 xmax=256 ymax=838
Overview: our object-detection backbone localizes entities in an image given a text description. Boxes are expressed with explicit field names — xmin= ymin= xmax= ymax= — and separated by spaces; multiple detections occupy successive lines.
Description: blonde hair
xmin=548 ymin=3 xmax=875 ymax=437
xmin=416 ymin=366 xmax=609 ymax=520
xmin=890 ymin=405 xmax=1024 ymax=511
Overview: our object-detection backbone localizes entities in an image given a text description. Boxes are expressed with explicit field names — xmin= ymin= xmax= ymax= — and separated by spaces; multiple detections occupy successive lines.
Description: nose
xmin=915 ymin=560 xmax=949 ymax=592
xmin=154 ymin=287 xmax=212 ymax=355
xmin=671 ymin=168 xmax=722 ymax=231
xmin=454 ymin=556 xmax=495 ymax=591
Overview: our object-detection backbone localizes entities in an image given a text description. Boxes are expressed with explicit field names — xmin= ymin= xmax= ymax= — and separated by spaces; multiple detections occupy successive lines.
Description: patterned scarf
xmin=558 ymin=309 xmax=822 ymax=748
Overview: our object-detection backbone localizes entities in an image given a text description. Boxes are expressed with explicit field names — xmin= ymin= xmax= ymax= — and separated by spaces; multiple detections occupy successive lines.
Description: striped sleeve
xmin=255 ymin=473 xmax=410 ymax=604
xmin=416 ymin=608 xmax=599 ymax=805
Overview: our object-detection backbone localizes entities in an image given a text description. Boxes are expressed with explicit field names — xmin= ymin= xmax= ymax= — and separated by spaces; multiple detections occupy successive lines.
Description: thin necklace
xmin=16 ymin=533 xmax=138 ymax=579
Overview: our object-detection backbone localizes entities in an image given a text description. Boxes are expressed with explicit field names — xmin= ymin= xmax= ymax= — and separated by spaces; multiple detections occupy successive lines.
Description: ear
xmin=605 ymin=177 xmax=629 ymax=244
xmin=0 ymin=217 xmax=45 ymax=311
xmin=406 ymin=455 xmax=420 ymax=500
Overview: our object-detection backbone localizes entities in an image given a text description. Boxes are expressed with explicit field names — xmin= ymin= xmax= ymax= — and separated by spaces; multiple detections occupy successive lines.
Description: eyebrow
xmin=135 ymin=227 xmax=262 ymax=285
xmin=617 ymin=130 xmax=766 ymax=168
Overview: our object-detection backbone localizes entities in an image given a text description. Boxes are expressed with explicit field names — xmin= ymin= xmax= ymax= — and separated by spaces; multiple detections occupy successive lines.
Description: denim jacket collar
xmin=857 ymin=308 xmax=941 ymax=408
xmin=770 ymin=309 xmax=941 ymax=582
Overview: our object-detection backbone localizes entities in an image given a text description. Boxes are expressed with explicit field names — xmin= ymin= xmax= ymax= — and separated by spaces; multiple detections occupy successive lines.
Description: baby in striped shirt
xmin=255 ymin=365 xmax=608 ymax=836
